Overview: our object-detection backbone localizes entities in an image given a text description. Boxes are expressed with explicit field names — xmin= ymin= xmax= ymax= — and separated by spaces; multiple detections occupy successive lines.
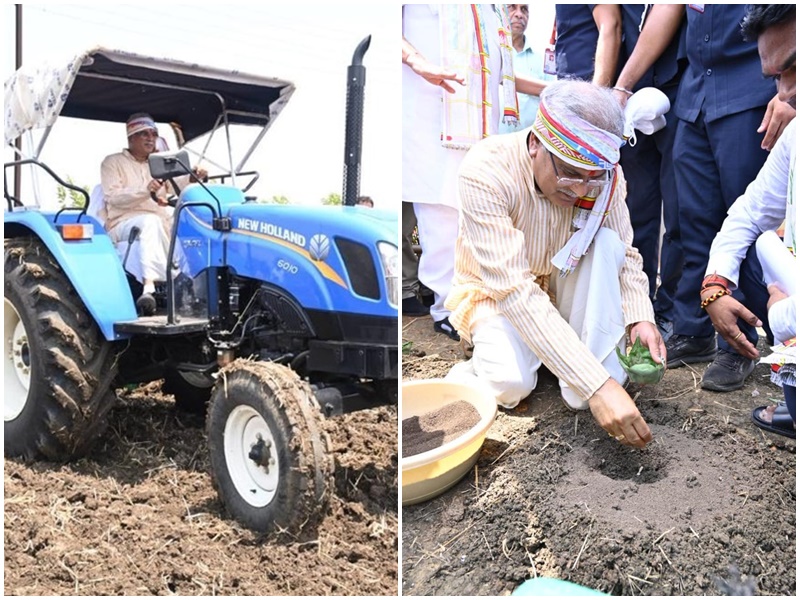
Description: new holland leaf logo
xmin=309 ymin=234 xmax=331 ymax=261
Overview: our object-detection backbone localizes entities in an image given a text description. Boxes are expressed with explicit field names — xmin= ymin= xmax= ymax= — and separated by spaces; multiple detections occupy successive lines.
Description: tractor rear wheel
xmin=4 ymin=238 xmax=118 ymax=460
xmin=206 ymin=359 xmax=333 ymax=535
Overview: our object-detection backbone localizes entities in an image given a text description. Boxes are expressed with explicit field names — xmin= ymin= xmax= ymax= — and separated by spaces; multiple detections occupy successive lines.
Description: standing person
xmin=556 ymin=4 xmax=680 ymax=333
xmin=101 ymin=113 xmax=205 ymax=316
xmin=499 ymin=4 xmax=555 ymax=133
xmin=702 ymin=4 xmax=796 ymax=436
xmin=612 ymin=5 xmax=687 ymax=339
xmin=401 ymin=201 xmax=430 ymax=316
xmin=555 ymin=4 xmax=622 ymax=86
xmin=355 ymin=195 xmax=374 ymax=208
xmin=664 ymin=5 xmax=795 ymax=392
xmin=402 ymin=5 xmax=544 ymax=341
xmin=445 ymin=80 xmax=665 ymax=449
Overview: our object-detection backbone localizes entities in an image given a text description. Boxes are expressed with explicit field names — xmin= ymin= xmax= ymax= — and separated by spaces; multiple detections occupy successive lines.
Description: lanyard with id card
xmin=543 ymin=20 xmax=557 ymax=75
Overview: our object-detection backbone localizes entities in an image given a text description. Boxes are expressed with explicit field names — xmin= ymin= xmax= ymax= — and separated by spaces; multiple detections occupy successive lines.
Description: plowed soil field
xmin=4 ymin=383 xmax=398 ymax=596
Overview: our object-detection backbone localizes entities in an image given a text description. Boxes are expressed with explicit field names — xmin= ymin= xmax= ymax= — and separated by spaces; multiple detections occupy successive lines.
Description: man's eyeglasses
xmin=547 ymin=148 xmax=609 ymax=190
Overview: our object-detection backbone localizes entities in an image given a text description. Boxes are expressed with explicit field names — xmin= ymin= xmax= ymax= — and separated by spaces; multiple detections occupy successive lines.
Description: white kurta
xmin=705 ymin=120 xmax=796 ymax=343
xmin=402 ymin=4 xmax=505 ymax=321
xmin=401 ymin=4 xmax=504 ymax=208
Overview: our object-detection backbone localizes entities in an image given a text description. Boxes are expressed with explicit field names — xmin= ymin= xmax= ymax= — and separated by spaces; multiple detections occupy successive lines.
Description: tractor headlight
xmin=377 ymin=242 xmax=398 ymax=307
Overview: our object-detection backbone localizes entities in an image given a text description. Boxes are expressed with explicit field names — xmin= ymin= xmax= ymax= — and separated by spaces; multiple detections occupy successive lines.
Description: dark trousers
xmin=785 ymin=385 xmax=796 ymax=423
xmin=620 ymin=84 xmax=681 ymax=310
xmin=671 ymin=106 xmax=769 ymax=338
xmin=402 ymin=201 xmax=420 ymax=300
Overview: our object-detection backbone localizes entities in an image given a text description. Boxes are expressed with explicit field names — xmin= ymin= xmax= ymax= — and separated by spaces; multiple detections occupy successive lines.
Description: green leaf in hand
xmin=616 ymin=338 xmax=664 ymax=384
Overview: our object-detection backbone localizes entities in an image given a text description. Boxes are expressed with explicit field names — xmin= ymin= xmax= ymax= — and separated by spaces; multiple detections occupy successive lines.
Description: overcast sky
xmin=4 ymin=4 xmax=400 ymax=209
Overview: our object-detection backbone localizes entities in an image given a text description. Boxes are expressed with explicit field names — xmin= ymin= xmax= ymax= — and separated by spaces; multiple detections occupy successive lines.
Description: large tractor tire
xmin=207 ymin=359 xmax=333 ymax=535
xmin=4 ymin=238 xmax=118 ymax=460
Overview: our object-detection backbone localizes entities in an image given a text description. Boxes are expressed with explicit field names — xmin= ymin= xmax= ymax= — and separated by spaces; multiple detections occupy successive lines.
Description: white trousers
xmin=446 ymin=228 xmax=629 ymax=410
xmin=413 ymin=202 xmax=459 ymax=322
xmin=108 ymin=214 xmax=170 ymax=283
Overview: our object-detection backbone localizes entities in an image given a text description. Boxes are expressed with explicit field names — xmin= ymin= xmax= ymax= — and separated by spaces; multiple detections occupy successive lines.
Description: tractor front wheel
xmin=206 ymin=360 xmax=333 ymax=535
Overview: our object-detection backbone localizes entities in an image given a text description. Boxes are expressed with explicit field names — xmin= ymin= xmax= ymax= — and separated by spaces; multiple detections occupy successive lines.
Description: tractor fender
xmin=5 ymin=211 xmax=137 ymax=340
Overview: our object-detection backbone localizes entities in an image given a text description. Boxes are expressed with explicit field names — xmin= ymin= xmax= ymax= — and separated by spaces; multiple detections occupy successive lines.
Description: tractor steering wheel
xmin=149 ymin=178 xmax=179 ymax=207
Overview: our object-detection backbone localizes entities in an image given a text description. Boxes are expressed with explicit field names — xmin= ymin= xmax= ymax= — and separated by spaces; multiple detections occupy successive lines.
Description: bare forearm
xmin=615 ymin=4 xmax=685 ymax=91
xmin=514 ymin=73 xmax=548 ymax=97
xmin=402 ymin=37 xmax=422 ymax=67
xmin=591 ymin=5 xmax=622 ymax=87
xmin=402 ymin=36 xmax=464 ymax=93
xmin=593 ymin=26 xmax=621 ymax=86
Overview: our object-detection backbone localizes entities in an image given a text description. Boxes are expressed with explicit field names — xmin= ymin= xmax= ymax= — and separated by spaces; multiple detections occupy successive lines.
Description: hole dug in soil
xmin=586 ymin=439 xmax=669 ymax=484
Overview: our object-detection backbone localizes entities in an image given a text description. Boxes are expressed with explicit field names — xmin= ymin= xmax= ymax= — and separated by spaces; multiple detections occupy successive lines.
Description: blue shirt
xmin=499 ymin=35 xmax=557 ymax=134
xmin=555 ymin=4 xmax=598 ymax=81
xmin=674 ymin=4 xmax=775 ymax=123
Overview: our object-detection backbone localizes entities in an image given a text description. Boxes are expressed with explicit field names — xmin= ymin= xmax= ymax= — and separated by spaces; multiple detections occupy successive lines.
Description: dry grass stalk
xmin=491 ymin=440 xmax=521 ymax=465
xmin=482 ymin=532 xmax=495 ymax=561
xmin=651 ymin=527 xmax=674 ymax=547
xmin=443 ymin=522 xmax=476 ymax=549
xmin=525 ymin=545 xmax=538 ymax=578
xmin=657 ymin=544 xmax=673 ymax=569
xmin=571 ymin=524 xmax=593 ymax=570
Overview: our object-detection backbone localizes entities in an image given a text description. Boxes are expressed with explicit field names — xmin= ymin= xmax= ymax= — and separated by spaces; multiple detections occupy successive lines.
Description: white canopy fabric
xmin=4 ymin=51 xmax=85 ymax=146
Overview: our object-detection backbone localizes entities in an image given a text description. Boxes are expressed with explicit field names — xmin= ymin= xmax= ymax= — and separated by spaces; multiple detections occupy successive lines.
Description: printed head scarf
xmin=532 ymin=92 xmax=623 ymax=276
xmin=532 ymin=101 xmax=623 ymax=171
xmin=126 ymin=113 xmax=157 ymax=138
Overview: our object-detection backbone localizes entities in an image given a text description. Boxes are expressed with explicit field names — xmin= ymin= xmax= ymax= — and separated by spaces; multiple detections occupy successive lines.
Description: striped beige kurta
xmin=446 ymin=130 xmax=654 ymax=401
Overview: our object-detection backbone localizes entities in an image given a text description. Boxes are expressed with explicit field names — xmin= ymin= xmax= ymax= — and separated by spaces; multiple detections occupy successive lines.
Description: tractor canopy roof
xmin=4 ymin=47 xmax=295 ymax=148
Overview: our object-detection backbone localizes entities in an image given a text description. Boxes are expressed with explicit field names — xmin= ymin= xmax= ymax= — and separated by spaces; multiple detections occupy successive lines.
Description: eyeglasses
xmin=547 ymin=149 xmax=609 ymax=190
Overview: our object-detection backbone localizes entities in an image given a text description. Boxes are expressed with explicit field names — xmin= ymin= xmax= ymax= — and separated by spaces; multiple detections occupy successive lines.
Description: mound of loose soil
xmin=401 ymin=315 xmax=796 ymax=596
xmin=4 ymin=383 xmax=398 ymax=596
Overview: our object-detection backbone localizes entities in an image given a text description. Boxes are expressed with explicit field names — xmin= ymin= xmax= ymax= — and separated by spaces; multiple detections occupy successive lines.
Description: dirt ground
xmin=401 ymin=315 xmax=796 ymax=596
xmin=4 ymin=384 xmax=398 ymax=596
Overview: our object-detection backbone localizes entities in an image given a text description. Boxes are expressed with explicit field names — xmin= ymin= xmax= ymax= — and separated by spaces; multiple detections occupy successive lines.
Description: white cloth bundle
xmin=623 ymin=87 xmax=671 ymax=146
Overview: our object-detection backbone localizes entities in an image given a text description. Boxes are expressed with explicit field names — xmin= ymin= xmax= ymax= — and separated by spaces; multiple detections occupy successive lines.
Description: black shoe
xmin=665 ymin=333 xmax=716 ymax=368
xmin=136 ymin=292 xmax=157 ymax=316
xmin=433 ymin=317 xmax=460 ymax=341
xmin=655 ymin=314 xmax=673 ymax=343
xmin=421 ymin=293 xmax=434 ymax=308
xmin=402 ymin=296 xmax=429 ymax=316
xmin=701 ymin=349 xmax=756 ymax=392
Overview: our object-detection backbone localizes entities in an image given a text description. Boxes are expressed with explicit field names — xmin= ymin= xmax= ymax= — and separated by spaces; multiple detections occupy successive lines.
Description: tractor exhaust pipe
xmin=342 ymin=35 xmax=370 ymax=207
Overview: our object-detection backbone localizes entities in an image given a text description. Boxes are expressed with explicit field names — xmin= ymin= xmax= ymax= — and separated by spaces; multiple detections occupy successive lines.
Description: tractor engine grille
xmin=335 ymin=237 xmax=380 ymax=300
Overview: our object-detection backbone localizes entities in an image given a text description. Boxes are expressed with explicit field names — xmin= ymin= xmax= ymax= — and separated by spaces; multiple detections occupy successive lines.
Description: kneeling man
xmin=446 ymin=80 xmax=665 ymax=448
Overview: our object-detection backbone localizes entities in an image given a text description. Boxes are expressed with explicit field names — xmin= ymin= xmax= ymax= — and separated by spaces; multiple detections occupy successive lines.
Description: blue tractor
xmin=4 ymin=42 xmax=397 ymax=534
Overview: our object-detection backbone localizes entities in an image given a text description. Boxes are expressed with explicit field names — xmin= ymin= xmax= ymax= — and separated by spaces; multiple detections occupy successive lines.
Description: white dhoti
xmin=108 ymin=214 xmax=170 ymax=283
xmin=446 ymin=228 xmax=629 ymax=410
xmin=413 ymin=202 xmax=460 ymax=322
